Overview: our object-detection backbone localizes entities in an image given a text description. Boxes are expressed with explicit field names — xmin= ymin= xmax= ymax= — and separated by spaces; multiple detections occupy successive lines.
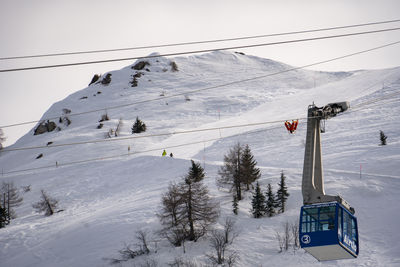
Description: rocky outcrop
xmin=34 ymin=121 xmax=57 ymax=135
xmin=132 ymin=61 xmax=150 ymax=70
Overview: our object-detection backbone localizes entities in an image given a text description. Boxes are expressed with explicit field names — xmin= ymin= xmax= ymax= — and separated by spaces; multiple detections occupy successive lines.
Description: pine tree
xmin=240 ymin=144 xmax=261 ymax=191
xmin=217 ymin=143 xmax=243 ymax=200
xmin=380 ymin=130 xmax=387 ymax=145
xmin=265 ymin=183 xmax=276 ymax=217
xmin=182 ymin=160 xmax=218 ymax=241
xmin=276 ymin=171 xmax=290 ymax=213
xmin=131 ymin=117 xmax=147 ymax=134
xmin=232 ymin=195 xmax=238 ymax=215
xmin=186 ymin=159 xmax=205 ymax=183
xmin=251 ymin=182 xmax=266 ymax=218
xmin=0 ymin=204 xmax=7 ymax=228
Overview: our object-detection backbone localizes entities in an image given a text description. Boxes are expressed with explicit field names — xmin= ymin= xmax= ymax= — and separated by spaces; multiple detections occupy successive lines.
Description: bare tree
xmin=159 ymin=161 xmax=219 ymax=245
xmin=168 ymin=257 xmax=198 ymax=267
xmin=136 ymin=230 xmax=150 ymax=255
xmin=217 ymin=143 xmax=243 ymax=200
xmin=115 ymin=118 xmax=123 ymax=137
xmin=208 ymin=230 xmax=228 ymax=265
xmin=291 ymin=221 xmax=300 ymax=250
xmin=225 ymin=251 xmax=240 ymax=267
xmin=107 ymin=230 xmax=151 ymax=265
xmin=158 ymin=182 xmax=186 ymax=246
xmin=207 ymin=218 xmax=238 ymax=265
xmin=223 ymin=217 xmax=237 ymax=245
xmin=32 ymin=190 xmax=59 ymax=216
xmin=1 ymin=181 xmax=23 ymax=222
xmin=275 ymin=221 xmax=293 ymax=252
xmin=275 ymin=230 xmax=284 ymax=253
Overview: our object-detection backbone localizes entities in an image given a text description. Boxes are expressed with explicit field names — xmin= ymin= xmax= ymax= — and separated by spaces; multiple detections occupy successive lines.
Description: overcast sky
xmin=1 ymin=0 xmax=400 ymax=146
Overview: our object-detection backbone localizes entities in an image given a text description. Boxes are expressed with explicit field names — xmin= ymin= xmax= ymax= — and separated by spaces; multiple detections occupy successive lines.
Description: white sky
xmin=1 ymin=0 xmax=400 ymax=146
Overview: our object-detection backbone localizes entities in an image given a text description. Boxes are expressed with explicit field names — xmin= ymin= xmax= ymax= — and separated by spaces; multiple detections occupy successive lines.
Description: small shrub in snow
xmin=106 ymin=129 xmax=114 ymax=139
xmin=170 ymin=61 xmax=178 ymax=72
xmin=59 ymin=116 xmax=71 ymax=126
xmin=380 ymin=130 xmax=387 ymax=145
xmin=107 ymin=230 xmax=151 ymax=265
xmin=62 ymin=108 xmax=71 ymax=114
xmin=22 ymin=185 xmax=31 ymax=193
xmin=99 ymin=113 xmax=109 ymax=122
xmin=168 ymin=257 xmax=198 ymax=267
xmin=131 ymin=76 xmax=138 ymax=87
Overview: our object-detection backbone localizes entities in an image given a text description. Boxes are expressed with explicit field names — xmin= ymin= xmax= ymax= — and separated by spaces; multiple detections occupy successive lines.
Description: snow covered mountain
xmin=1 ymin=51 xmax=400 ymax=266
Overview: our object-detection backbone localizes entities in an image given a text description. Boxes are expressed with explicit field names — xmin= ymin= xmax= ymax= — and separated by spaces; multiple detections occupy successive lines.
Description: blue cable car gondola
xmin=299 ymin=202 xmax=359 ymax=261
xmin=299 ymin=102 xmax=359 ymax=261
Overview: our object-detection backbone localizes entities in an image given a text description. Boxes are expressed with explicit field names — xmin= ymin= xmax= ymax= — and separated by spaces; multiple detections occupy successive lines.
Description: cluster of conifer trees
xmin=251 ymin=172 xmax=290 ymax=219
xmin=158 ymin=142 xmax=291 ymax=252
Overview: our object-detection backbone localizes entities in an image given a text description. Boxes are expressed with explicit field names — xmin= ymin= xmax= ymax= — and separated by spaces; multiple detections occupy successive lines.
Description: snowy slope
xmin=1 ymin=51 xmax=400 ymax=267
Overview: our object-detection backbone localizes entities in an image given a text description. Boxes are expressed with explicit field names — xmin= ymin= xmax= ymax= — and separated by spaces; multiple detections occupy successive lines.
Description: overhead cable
xmin=2 ymin=19 xmax=400 ymax=61
xmin=1 ymin=27 xmax=400 ymax=73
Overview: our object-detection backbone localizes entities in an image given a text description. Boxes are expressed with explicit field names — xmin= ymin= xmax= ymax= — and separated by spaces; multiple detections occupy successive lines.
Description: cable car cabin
xmin=299 ymin=202 xmax=359 ymax=261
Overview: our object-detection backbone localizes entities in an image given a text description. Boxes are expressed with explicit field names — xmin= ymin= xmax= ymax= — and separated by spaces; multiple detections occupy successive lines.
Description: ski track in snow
xmin=1 ymin=51 xmax=400 ymax=266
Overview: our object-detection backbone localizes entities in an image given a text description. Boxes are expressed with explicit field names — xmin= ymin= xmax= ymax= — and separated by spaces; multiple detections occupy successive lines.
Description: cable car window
xmin=302 ymin=208 xmax=318 ymax=233
xmin=319 ymin=206 xmax=336 ymax=231
xmin=343 ymin=211 xmax=353 ymax=237
xmin=351 ymin=218 xmax=357 ymax=242
xmin=338 ymin=208 xmax=342 ymax=239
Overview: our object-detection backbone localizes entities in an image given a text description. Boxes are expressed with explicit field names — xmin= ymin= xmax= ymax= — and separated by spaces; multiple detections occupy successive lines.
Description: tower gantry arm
xmin=301 ymin=101 xmax=354 ymax=213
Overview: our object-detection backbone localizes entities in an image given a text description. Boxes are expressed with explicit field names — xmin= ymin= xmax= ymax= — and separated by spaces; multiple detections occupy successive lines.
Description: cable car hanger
xmin=299 ymin=102 xmax=359 ymax=261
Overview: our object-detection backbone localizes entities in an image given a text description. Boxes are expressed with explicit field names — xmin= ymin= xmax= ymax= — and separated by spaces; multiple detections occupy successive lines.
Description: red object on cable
xmin=284 ymin=120 xmax=299 ymax=134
